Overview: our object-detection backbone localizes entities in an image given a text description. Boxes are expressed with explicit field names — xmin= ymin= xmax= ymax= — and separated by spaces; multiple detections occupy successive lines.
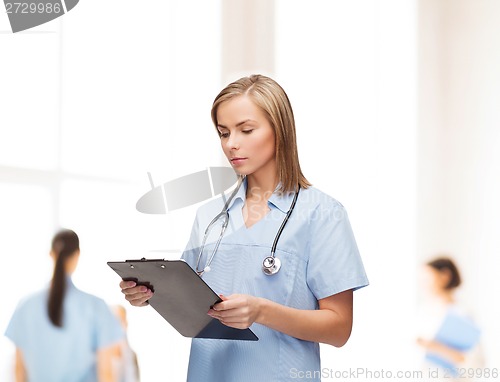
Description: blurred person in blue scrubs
xmin=417 ymin=257 xmax=484 ymax=381
xmin=5 ymin=229 xmax=124 ymax=382
xmin=120 ymin=75 xmax=369 ymax=381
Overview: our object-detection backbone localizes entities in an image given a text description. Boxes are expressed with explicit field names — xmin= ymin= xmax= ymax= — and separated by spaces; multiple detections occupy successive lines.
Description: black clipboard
xmin=107 ymin=259 xmax=258 ymax=341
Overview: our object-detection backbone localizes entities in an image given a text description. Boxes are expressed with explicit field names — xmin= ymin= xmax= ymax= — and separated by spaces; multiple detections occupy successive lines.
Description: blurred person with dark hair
xmin=417 ymin=256 xmax=484 ymax=381
xmin=5 ymin=229 xmax=124 ymax=382
xmin=426 ymin=257 xmax=462 ymax=293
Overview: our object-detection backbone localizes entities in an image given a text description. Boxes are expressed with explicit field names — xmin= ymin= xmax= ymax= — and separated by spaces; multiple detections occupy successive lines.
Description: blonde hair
xmin=211 ymin=74 xmax=311 ymax=194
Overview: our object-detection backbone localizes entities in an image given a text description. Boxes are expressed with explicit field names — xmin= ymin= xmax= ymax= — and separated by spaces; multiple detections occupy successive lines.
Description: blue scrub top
xmin=5 ymin=278 xmax=124 ymax=382
xmin=182 ymin=179 xmax=369 ymax=382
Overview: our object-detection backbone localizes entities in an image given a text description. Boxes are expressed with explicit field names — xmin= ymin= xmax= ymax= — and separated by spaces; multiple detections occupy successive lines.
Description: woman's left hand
xmin=207 ymin=294 xmax=263 ymax=329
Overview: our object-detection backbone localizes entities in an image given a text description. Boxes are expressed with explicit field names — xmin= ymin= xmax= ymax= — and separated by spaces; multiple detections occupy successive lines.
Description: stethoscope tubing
xmin=195 ymin=176 xmax=244 ymax=275
xmin=270 ymin=187 xmax=299 ymax=257
xmin=195 ymin=175 xmax=299 ymax=276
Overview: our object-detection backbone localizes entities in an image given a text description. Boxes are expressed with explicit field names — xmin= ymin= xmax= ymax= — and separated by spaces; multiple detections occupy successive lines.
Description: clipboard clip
xmin=122 ymin=258 xmax=164 ymax=293
xmin=125 ymin=257 xmax=165 ymax=262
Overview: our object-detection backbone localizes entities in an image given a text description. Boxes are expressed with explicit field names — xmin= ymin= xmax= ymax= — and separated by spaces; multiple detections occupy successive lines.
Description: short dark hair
xmin=427 ymin=257 xmax=462 ymax=290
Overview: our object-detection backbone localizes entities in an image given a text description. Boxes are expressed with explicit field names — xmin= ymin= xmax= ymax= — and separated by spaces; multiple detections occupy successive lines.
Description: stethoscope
xmin=195 ymin=176 xmax=300 ymax=277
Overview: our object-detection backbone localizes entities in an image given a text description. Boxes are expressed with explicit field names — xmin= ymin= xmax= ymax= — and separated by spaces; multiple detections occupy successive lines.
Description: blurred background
xmin=1 ymin=0 xmax=499 ymax=381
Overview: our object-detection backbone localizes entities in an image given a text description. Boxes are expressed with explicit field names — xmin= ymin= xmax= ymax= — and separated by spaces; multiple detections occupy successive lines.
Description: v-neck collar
xmin=226 ymin=177 xmax=297 ymax=214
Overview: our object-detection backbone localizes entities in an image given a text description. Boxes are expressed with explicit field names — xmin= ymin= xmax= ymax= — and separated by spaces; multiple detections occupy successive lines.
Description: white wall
xmin=276 ymin=0 xmax=418 ymax=375
xmin=1 ymin=1 xmax=222 ymax=381
xmin=2 ymin=0 xmax=498 ymax=380
xmin=418 ymin=0 xmax=500 ymax=366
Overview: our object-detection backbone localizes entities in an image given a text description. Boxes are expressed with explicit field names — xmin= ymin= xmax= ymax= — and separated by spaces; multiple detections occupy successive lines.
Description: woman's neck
xmin=435 ymin=289 xmax=455 ymax=305
xmin=246 ymin=174 xmax=278 ymax=203
xmin=245 ymin=157 xmax=279 ymax=201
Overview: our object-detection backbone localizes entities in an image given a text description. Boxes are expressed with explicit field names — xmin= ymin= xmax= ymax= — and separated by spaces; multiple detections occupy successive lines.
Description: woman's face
xmin=422 ymin=265 xmax=450 ymax=295
xmin=216 ymin=95 xmax=276 ymax=177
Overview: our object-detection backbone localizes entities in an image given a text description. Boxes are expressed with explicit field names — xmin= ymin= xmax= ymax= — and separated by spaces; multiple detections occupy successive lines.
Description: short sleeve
xmin=4 ymin=299 xmax=30 ymax=349
xmin=92 ymin=299 xmax=124 ymax=350
xmin=180 ymin=210 xmax=201 ymax=267
xmin=306 ymin=199 xmax=369 ymax=300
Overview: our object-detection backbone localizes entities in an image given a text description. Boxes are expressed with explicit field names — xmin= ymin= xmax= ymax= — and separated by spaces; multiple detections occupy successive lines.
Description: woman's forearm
xmin=210 ymin=289 xmax=354 ymax=347
xmin=257 ymin=299 xmax=352 ymax=347
xmin=420 ymin=339 xmax=466 ymax=364
xmin=14 ymin=348 xmax=27 ymax=382
xmin=97 ymin=345 xmax=119 ymax=382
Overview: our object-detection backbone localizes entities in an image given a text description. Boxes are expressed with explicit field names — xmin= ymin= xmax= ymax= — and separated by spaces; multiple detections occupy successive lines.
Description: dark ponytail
xmin=48 ymin=229 xmax=79 ymax=327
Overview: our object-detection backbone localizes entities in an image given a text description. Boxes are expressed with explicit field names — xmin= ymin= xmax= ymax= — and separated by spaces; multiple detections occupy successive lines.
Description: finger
xmin=131 ymin=296 xmax=151 ymax=307
xmin=211 ymin=302 xmax=223 ymax=311
xmin=220 ymin=314 xmax=252 ymax=326
xmin=207 ymin=309 xmax=226 ymax=321
xmin=120 ymin=280 xmax=136 ymax=289
xmin=207 ymin=310 xmax=218 ymax=319
xmin=208 ymin=307 xmax=243 ymax=320
xmin=130 ymin=298 xmax=150 ymax=307
xmin=124 ymin=290 xmax=151 ymax=300
xmin=219 ymin=319 xmax=247 ymax=330
xmin=121 ymin=285 xmax=150 ymax=295
xmin=212 ymin=294 xmax=229 ymax=311
xmin=212 ymin=299 xmax=238 ymax=311
xmin=217 ymin=307 xmax=244 ymax=319
xmin=124 ymin=290 xmax=153 ymax=304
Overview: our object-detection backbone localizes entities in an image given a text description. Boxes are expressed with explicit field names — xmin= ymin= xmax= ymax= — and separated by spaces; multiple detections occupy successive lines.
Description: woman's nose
xmin=226 ymin=133 xmax=240 ymax=150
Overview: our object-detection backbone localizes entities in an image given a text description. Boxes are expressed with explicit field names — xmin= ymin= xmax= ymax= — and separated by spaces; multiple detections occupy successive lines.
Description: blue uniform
xmin=181 ymin=179 xmax=369 ymax=382
xmin=5 ymin=278 xmax=124 ymax=382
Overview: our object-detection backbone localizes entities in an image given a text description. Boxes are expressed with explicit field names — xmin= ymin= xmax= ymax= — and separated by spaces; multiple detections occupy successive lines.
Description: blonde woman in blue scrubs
xmin=121 ymin=75 xmax=369 ymax=381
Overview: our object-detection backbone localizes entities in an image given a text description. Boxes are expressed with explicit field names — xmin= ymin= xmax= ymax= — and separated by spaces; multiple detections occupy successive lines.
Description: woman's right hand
xmin=120 ymin=280 xmax=153 ymax=307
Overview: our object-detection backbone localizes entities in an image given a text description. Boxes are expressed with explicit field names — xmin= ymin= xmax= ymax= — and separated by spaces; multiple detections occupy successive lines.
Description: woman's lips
xmin=230 ymin=158 xmax=247 ymax=166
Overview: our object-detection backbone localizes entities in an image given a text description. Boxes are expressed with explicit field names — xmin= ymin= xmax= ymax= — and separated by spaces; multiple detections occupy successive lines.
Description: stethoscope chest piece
xmin=262 ymin=256 xmax=281 ymax=276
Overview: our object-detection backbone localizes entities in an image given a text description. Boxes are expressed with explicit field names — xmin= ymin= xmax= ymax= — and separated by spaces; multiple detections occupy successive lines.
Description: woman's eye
xmin=220 ymin=132 xmax=229 ymax=138
xmin=242 ymin=130 xmax=253 ymax=134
